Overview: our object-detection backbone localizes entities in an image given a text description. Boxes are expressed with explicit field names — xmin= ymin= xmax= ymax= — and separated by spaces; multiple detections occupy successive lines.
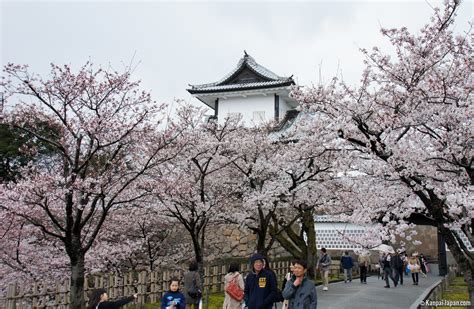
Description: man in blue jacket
xmin=244 ymin=253 xmax=277 ymax=309
xmin=340 ymin=251 xmax=354 ymax=283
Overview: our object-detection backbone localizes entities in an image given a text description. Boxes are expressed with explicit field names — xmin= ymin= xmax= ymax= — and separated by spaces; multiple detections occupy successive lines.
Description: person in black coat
xmin=391 ymin=252 xmax=404 ymax=285
xmin=88 ymin=288 xmax=137 ymax=309
xmin=382 ymin=253 xmax=397 ymax=288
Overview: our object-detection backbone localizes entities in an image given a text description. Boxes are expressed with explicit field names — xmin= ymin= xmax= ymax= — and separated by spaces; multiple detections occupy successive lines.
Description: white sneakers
xmin=323 ymin=286 xmax=328 ymax=291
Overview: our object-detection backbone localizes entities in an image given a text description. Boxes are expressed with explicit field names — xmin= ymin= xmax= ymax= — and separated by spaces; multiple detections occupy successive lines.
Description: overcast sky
xmin=1 ymin=0 xmax=472 ymax=111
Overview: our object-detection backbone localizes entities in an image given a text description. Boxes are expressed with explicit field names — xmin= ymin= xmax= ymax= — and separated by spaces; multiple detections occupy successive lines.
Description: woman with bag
xmin=408 ymin=252 xmax=421 ymax=285
xmin=223 ymin=262 xmax=245 ymax=309
xmin=184 ymin=260 xmax=202 ymax=309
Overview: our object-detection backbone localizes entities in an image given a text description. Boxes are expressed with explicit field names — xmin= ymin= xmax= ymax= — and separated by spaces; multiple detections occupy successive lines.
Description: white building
xmin=187 ymin=51 xmax=298 ymax=126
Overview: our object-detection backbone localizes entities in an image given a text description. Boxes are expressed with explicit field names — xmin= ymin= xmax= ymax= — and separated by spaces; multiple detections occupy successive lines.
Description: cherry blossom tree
xmin=0 ymin=62 xmax=180 ymax=307
xmin=227 ymin=119 xmax=346 ymax=278
xmin=153 ymin=105 xmax=243 ymax=276
xmin=223 ymin=124 xmax=289 ymax=256
xmin=294 ymin=0 xmax=473 ymax=299
xmin=90 ymin=204 xmax=192 ymax=273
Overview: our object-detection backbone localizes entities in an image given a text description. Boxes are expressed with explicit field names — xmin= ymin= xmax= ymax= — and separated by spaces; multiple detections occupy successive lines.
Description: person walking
xmin=316 ymin=248 xmax=331 ymax=291
xmin=408 ymin=253 xmax=421 ymax=285
xmin=400 ymin=251 xmax=409 ymax=278
xmin=88 ymin=289 xmax=137 ymax=309
xmin=391 ymin=251 xmax=403 ymax=286
xmin=378 ymin=252 xmax=385 ymax=280
xmin=358 ymin=252 xmax=370 ymax=284
xmin=382 ymin=252 xmax=397 ymax=288
xmin=183 ymin=260 xmax=202 ymax=309
xmin=223 ymin=262 xmax=245 ymax=309
xmin=282 ymin=259 xmax=317 ymax=309
xmin=161 ymin=278 xmax=186 ymax=309
xmin=419 ymin=253 xmax=428 ymax=278
xmin=340 ymin=251 xmax=354 ymax=283
xmin=244 ymin=253 xmax=277 ymax=309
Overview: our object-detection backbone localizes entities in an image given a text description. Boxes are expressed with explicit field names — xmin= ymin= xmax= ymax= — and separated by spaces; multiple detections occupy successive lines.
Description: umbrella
xmin=354 ymin=248 xmax=371 ymax=256
xmin=373 ymin=244 xmax=395 ymax=254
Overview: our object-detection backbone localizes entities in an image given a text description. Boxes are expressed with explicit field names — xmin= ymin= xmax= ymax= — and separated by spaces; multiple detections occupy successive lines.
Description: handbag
xmin=226 ymin=274 xmax=244 ymax=301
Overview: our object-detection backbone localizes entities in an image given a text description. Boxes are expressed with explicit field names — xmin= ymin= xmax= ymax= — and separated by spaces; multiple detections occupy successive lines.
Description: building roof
xmin=187 ymin=51 xmax=295 ymax=95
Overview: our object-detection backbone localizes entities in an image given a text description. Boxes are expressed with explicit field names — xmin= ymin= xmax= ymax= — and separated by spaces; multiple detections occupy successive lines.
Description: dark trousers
xmin=412 ymin=272 xmax=419 ymax=284
xmin=360 ymin=266 xmax=367 ymax=283
xmin=392 ymin=267 xmax=403 ymax=285
xmin=384 ymin=267 xmax=396 ymax=287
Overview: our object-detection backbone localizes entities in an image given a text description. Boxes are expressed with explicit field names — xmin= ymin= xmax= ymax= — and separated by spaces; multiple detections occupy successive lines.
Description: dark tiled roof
xmin=270 ymin=110 xmax=300 ymax=132
xmin=188 ymin=80 xmax=294 ymax=94
xmin=188 ymin=52 xmax=294 ymax=94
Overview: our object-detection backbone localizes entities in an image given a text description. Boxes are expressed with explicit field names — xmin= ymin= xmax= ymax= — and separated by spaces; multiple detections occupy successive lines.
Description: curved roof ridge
xmin=188 ymin=52 xmax=292 ymax=90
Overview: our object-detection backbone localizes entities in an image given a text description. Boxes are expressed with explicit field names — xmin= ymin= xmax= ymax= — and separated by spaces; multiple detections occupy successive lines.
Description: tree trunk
xmin=437 ymin=228 xmax=448 ymax=276
xmin=191 ymin=230 xmax=205 ymax=281
xmin=70 ymin=252 xmax=86 ymax=309
xmin=254 ymin=206 xmax=272 ymax=255
xmin=274 ymin=208 xmax=318 ymax=279
xmin=302 ymin=209 xmax=317 ymax=279
xmin=440 ymin=225 xmax=474 ymax=304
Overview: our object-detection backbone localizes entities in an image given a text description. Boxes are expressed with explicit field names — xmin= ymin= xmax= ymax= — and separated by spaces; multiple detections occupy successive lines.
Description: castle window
xmin=227 ymin=112 xmax=241 ymax=119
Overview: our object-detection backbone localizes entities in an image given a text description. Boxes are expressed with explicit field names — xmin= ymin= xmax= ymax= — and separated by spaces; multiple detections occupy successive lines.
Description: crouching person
xmin=282 ymin=260 xmax=317 ymax=309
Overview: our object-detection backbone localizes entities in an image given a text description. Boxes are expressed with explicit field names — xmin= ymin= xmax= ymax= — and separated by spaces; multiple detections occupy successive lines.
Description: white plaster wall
xmin=315 ymin=222 xmax=374 ymax=250
xmin=219 ymin=95 xmax=275 ymax=126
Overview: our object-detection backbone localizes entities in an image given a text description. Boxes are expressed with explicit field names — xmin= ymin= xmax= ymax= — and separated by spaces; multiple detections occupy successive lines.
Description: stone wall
xmin=204 ymin=223 xmax=292 ymax=261
xmin=204 ymin=224 xmax=257 ymax=262
xmin=401 ymin=225 xmax=438 ymax=259
xmin=204 ymin=223 xmax=441 ymax=264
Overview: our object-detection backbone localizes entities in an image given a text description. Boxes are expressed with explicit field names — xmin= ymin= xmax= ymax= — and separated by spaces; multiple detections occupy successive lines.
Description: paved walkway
xmin=313 ymin=271 xmax=440 ymax=309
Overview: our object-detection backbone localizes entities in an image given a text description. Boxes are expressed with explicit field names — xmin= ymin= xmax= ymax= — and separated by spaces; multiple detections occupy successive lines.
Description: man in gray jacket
xmin=282 ymin=260 xmax=317 ymax=309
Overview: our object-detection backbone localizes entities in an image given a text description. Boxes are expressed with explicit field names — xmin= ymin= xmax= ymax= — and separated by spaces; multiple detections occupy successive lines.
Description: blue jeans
xmin=384 ymin=268 xmax=396 ymax=287
xmin=343 ymin=268 xmax=352 ymax=281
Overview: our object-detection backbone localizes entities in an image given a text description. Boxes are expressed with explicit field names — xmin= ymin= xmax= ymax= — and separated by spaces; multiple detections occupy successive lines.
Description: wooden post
xmin=162 ymin=270 xmax=169 ymax=294
xmin=149 ymin=271 xmax=159 ymax=303
xmin=137 ymin=271 xmax=147 ymax=304
xmin=64 ymin=278 xmax=70 ymax=307
xmin=6 ymin=283 xmax=17 ymax=309
xmin=17 ymin=283 xmax=25 ymax=309
xmin=204 ymin=266 xmax=210 ymax=291
xmin=218 ymin=264 xmax=226 ymax=292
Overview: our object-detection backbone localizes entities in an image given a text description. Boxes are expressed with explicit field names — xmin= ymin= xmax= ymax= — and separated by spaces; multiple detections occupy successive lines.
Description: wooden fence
xmin=0 ymin=259 xmax=355 ymax=309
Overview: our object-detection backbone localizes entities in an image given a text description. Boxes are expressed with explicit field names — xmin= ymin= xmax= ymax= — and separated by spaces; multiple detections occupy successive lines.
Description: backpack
xmin=225 ymin=274 xmax=244 ymax=301
xmin=188 ymin=273 xmax=202 ymax=299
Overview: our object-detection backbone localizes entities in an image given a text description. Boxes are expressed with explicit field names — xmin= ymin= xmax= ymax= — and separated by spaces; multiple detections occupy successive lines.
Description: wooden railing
xmin=416 ymin=264 xmax=459 ymax=309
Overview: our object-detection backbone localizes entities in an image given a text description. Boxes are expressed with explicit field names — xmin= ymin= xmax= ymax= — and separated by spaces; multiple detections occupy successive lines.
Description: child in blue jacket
xmin=161 ymin=278 xmax=186 ymax=309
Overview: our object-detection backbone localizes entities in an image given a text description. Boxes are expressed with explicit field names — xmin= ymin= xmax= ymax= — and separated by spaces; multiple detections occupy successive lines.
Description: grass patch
xmin=436 ymin=276 xmax=470 ymax=309
xmin=206 ymin=293 xmax=225 ymax=308
xmin=137 ymin=293 xmax=225 ymax=309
